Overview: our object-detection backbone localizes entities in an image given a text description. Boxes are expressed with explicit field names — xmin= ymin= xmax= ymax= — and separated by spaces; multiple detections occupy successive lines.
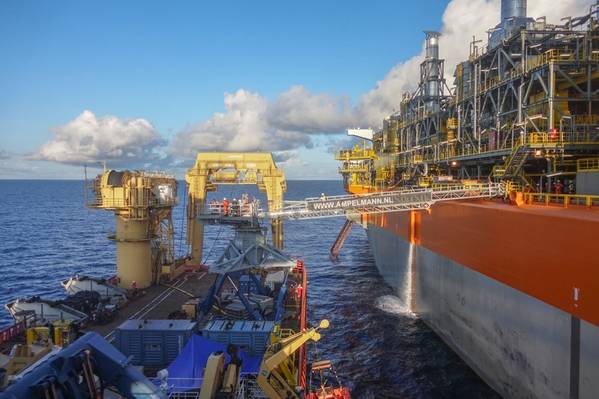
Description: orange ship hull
xmin=365 ymin=200 xmax=599 ymax=327
xmin=354 ymin=193 xmax=599 ymax=398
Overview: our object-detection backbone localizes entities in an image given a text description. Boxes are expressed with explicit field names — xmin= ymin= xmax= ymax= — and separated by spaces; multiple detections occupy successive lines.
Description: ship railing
xmin=335 ymin=147 xmax=377 ymax=161
xmin=201 ymin=199 xmax=262 ymax=218
xmin=338 ymin=165 xmax=370 ymax=174
xmin=0 ymin=320 xmax=26 ymax=346
xmin=237 ymin=375 xmax=268 ymax=399
xmin=524 ymin=131 xmax=599 ymax=146
xmin=577 ymin=157 xmax=599 ymax=172
xmin=398 ymin=128 xmax=599 ymax=169
xmin=168 ymin=392 xmax=200 ymax=399
xmin=431 ymin=182 xmax=504 ymax=201
xmin=86 ymin=197 xmax=177 ymax=209
xmin=523 ymin=193 xmax=599 ymax=209
xmin=154 ymin=377 xmax=202 ymax=397
xmin=400 ymin=139 xmax=517 ymax=168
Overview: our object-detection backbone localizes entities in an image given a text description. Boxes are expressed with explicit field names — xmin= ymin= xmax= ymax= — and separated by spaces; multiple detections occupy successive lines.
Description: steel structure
xmin=185 ymin=152 xmax=286 ymax=265
xmin=339 ymin=1 xmax=599 ymax=191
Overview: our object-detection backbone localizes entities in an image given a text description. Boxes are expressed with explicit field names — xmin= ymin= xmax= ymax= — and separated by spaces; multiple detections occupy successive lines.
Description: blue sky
xmin=0 ymin=0 xmax=512 ymax=179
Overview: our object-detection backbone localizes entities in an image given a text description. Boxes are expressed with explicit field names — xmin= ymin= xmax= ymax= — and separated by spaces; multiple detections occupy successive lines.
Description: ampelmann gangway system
xmin=200 ymin=182 xmax=504 ymax=260
xmin=264 ymin=182 xmax=504 ymax=220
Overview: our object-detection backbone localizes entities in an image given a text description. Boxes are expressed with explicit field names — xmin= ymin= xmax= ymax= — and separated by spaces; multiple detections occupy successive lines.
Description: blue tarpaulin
xmin=159 ymin=334 xmax=262 ymax=392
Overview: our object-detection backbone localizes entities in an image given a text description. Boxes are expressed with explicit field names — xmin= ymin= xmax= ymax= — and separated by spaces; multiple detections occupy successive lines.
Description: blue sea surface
xmin=0 ymin=179 xmax=498 ymax=398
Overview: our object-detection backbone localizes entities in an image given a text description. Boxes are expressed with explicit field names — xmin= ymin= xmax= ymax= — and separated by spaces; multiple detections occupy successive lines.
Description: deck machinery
xmin=86 ymin=170 xmax=178 ymax=289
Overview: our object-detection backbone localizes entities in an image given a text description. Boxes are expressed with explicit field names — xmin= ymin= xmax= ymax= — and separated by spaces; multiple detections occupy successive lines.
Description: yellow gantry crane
xmin=184 ymin=152 xmax=286 ymax=265
xmin=87 ymin=170 xmax=177 ymax=289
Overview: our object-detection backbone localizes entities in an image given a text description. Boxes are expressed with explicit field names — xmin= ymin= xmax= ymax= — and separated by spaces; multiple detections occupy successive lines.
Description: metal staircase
xmin=502 ymin=145 xmax=533 ymax=178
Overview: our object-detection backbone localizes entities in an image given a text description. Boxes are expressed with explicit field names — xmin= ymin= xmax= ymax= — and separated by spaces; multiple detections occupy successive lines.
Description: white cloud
xmin=170 ymin=86 xmax=355 ymax=157
xmin=35 ymin=110 xmax=164 ymax=165
xmin=267 ymin=86 xmax=354 ymax=133
xmin=170 ymin=89 xmax=324 ymax=157
xmin=171 ymin=86 xmax=354 ymax=157
xmin=272 ymin=150 xmax=298 ymax=163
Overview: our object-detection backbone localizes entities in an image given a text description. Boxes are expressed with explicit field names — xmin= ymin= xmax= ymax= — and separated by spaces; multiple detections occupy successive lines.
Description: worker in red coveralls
xmin=222 ymin=198 xmax=229 ymax=216
xmin=296 ymin=284 xmax=303 ymax=301
xmin=554 ymin=180 xmax=564 ymax=194
xmin=131 ymin=280 xmax=138 ymax=297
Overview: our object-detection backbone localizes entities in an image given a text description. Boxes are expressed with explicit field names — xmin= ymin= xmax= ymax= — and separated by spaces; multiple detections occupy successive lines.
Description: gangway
xmin=200 ymin=183 xmax=504 ymax=260
xmin=263 ymin=182 xmax=504 ymax=220
xmin=201 ymin=183 xmax=504 ymax=221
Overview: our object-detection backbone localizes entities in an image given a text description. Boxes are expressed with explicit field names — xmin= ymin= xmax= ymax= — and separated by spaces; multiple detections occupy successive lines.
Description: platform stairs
xmin=494 ymin=143 xmax=533 ymax=179
xmin=492 ymin=141 xmax=537 ymax=189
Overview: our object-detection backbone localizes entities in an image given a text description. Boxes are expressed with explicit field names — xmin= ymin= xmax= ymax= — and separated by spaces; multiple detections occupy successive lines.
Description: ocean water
xmin=0 ymin=180 xmax=498 ymax=398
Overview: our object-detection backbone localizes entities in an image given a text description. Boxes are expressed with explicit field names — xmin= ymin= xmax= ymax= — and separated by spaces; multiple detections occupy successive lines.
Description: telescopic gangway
xmin=201 ymin=182 xmax=504 ymax=260
xmin=264 ymin=182 xmax=504 ymax=220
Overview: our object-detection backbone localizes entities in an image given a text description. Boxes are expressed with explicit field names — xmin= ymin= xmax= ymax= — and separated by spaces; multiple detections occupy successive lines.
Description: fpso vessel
xmin=337 ymin=1 xmax=599 ymax=398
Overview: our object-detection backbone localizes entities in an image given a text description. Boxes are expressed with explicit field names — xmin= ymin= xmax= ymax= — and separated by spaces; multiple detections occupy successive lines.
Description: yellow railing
xmin=339 ymin=165 xmax=370 ymax=174
xmin=573 ymin=114 xmax=599 ymax=125
xmin=390 ymin=129 xmax=599 ymax=169
xmin=504 ymin=181 xmax=522 ymax=193
xmin=523 ymin=192 xmax=599 ymax=208
xmin=577 ymin=157 xmax=599 ymax=172
xmin=398 ymin=139 xmax=516 ymax=167
xmin=336 ymin=147 xmax=376 ymax=161
xmin=524 ymin=131 xmax=599 ymax=146
xmin=526 ymin=49 xmax=576 ymax=72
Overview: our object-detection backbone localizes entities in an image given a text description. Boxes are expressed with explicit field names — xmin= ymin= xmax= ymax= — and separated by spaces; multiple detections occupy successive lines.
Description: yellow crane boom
xmin=257 ymin=320 xmax=329 ymax=399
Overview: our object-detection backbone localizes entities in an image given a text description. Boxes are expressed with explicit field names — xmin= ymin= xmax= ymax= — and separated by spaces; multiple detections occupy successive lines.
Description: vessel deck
xmin=86 ymin=272 xmax=216 ymax=339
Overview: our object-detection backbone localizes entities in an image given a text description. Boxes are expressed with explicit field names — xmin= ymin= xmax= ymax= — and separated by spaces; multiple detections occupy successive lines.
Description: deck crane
xmin=86 ymin=169 xmax=178 ymax=289
xmin=257 ymin=319 xmax=350 ymax=399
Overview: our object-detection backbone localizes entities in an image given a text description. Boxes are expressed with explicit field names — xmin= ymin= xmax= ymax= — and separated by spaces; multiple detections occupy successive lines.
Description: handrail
xmin=523 ymin=192 xmax=599 ymax=209
xmin=0 ymin=320 xmax=26 ymax=345
xmin=577 ymin=157 xmax=599 ymax=172
xmin=87 ymin=198 xmax=177 ymax=209
xmin=335 ymin=147 xmax=376 ymax=161
xmin=524 ymin=131 xmax=599 ymax=145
